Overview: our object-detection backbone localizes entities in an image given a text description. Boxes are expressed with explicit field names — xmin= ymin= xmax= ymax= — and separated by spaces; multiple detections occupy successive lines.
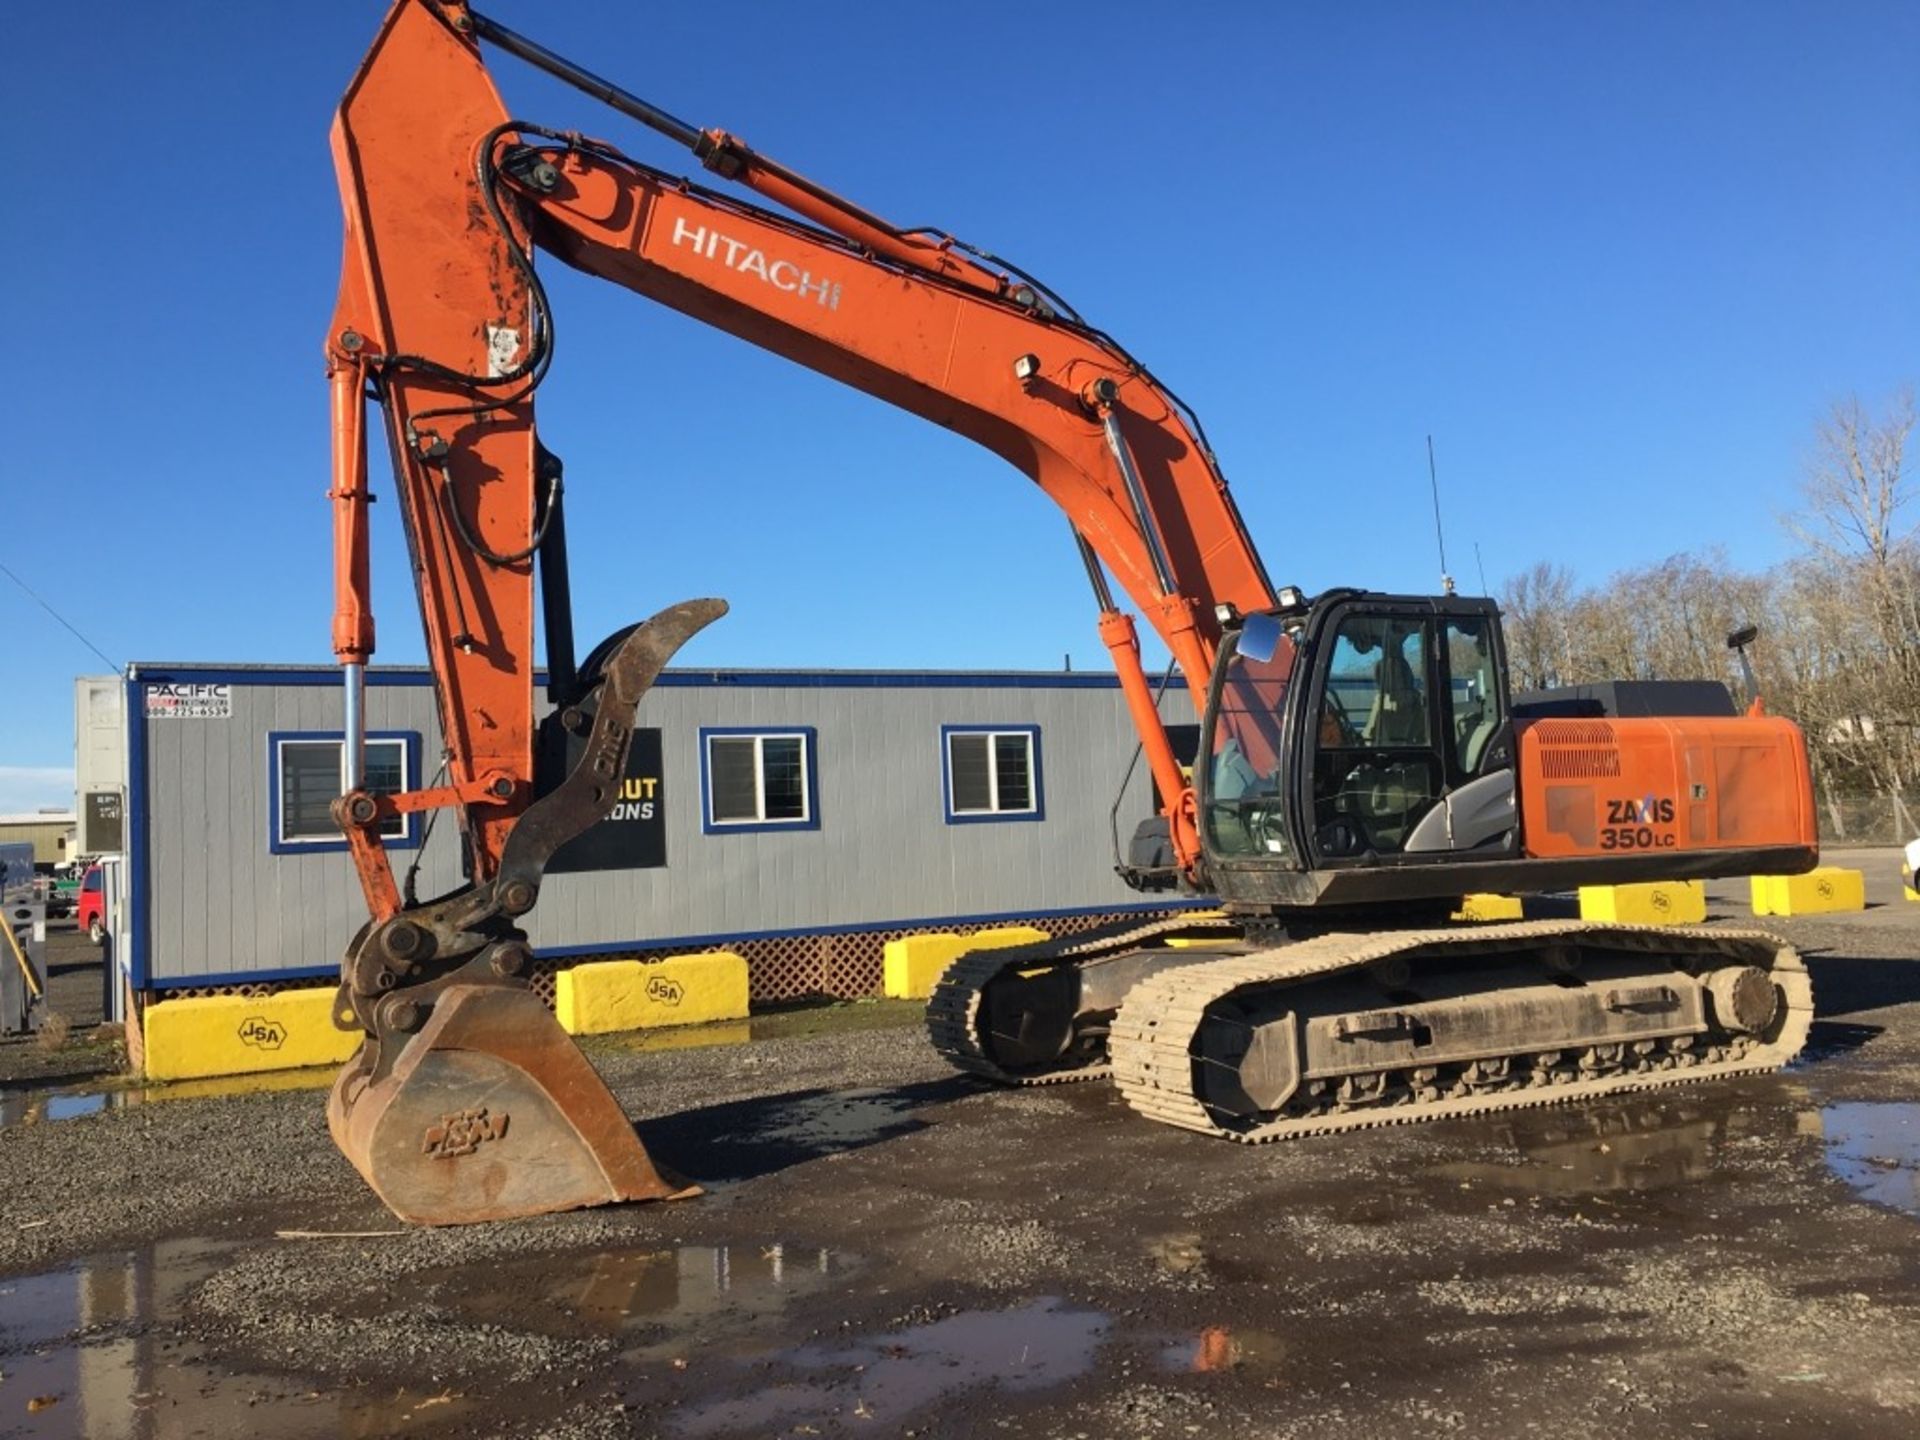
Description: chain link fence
xmin=1816 ymin=791 xmax=1918 ymax=846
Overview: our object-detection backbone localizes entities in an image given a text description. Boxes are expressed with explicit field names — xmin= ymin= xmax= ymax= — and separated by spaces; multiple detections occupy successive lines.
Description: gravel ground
xmin=0 ymin=853 xmax=1915 ymax=1438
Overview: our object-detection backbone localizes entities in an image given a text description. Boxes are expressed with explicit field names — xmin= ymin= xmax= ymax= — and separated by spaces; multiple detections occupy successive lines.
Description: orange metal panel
xmin=328 ymin=0 xmax=535 ymax=879
xmin=525 ymin=159 xmax=1275 ymax=671
xmin=1518 ymin=715 xmax=1817 ymax=861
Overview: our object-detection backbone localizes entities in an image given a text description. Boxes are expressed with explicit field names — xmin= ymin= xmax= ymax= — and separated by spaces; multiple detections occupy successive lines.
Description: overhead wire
xmin=0 ymin=559 xmax=123 ymax=675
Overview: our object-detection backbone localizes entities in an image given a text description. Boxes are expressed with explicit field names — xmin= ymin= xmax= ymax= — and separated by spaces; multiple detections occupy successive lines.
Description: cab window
xmin=1345 ymin=621 xmax=1425 ymax=746
xmin=1312 ymin=615 xmax=1441 ymax=856
xmin=1443 ymin=617 xmax=1503 ymax=775
xmin=1204 ymin=630 xmax=1296 ymax=860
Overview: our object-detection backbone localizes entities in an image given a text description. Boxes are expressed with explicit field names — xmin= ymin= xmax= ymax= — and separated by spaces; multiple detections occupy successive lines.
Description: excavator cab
xmin=1198 ymin=592 xmax=1522 ymax=914
xmin=1195 ymin=583 xmax=1820 ymax=922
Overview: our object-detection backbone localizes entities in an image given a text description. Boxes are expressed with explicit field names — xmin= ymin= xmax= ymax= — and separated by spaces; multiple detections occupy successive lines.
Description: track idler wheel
xmin=328 ymin=983 xmax=695 ymax=1225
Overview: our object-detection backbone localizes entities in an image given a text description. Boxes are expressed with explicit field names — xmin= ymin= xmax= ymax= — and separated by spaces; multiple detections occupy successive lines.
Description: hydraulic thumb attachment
xmin=327 ymin=598 xmax=727 ymax=1225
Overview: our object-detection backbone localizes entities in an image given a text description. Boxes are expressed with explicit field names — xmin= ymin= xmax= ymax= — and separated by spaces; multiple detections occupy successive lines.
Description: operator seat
xmin=1365 ymin=641 xmax=1425 ymax=747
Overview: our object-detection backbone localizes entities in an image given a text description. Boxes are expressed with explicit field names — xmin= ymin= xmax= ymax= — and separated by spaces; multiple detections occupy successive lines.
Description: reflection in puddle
xmin=437 ymin=1243 xmax=843 ymax=1343
xmin=675 ymin=1298 xmax=1107 ymax=1436
xmin=1431 ymin=1100 xmax=1733 ymax=1196
xmin=1821 ymin=1102 xmax=1920 ymax=1219
xmin=1161 ymin=1324 xmax=1288 ymax=1376
xmin=0 ymin=1239 xmax=479 ymax=1438
xmin=0 ymin=1090 xmax=110 ymax=1129
xmin=0 ymin=1068 xmax=335 ymax=1131
xmin=26 ymin=1092 xmax=109 ymax=1125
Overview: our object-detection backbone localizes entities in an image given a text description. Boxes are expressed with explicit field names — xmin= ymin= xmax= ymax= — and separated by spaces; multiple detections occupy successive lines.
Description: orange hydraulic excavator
xmin=325 ymin=2 xmax=1819 ymax=1225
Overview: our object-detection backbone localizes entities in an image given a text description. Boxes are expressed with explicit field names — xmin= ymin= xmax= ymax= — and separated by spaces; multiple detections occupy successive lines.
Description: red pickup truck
xmin=76 ymin=864 xmax=105 ymax=944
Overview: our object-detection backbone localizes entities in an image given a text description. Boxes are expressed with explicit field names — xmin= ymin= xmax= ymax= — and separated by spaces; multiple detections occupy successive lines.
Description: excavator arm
xmin=323 ymin=0 xmax=1274 ymax=1224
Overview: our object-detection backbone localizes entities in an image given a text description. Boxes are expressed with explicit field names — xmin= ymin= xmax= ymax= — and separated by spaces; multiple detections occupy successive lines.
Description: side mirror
xmin=1238 ymin=613 xmax=1283 ymax=665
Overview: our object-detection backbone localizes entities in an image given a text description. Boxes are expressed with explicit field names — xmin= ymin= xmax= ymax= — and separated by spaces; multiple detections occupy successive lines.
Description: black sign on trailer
xmin=84 ymin=790 xmax=124 ymax=855
xmin=540 ymin=727 xmax=667 ymax=873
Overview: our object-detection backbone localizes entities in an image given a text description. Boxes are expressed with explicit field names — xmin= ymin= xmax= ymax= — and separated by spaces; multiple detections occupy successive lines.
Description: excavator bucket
xmin=327 ymin=985 xmax=695 ymax=1226
xmin=325 ymin=600 xmax=728 ymax=1226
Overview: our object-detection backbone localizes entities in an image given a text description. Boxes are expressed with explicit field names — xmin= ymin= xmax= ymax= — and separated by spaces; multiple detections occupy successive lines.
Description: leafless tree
xmin=1793 ymin=387 xmax=1915 ymax=570
xmin=1789 ymin=389 xmax=1919 ymax=800
xmin=1497 ymin=562 xmax=1576 ymax=691
xmin=1493 ymin=386 xmax=1917 ymax=825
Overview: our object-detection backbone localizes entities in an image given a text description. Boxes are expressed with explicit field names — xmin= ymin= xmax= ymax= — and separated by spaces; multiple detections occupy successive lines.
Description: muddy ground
xmin=2 ymin=854 xmax=1916 ymax=1438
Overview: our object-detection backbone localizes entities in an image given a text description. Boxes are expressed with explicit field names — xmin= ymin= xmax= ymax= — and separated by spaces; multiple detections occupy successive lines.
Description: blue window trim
xmin=265 ymin=730 xmax=423 ymax=856
xmin=941 ymin=724 xmax=1045 ymax=825
xmin=698 ymin=725 xmax=821 ymax=834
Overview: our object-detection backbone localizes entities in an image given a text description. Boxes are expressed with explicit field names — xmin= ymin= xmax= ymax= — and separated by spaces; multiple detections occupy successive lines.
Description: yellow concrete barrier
xmin=556 ymin=952 xmax=749 ymax=1036
xmin=142 ymin=986 xmax=358 ymax=1081
xmin=1750 ymin=867 xmax=1866 ymax=917
xmin=1577 ymin=879 xmax=1706 ymax=926
xmin=884 ymin=926 xmax=1047 ymax=1000
xmin=1144 ymin=912 xmax=1235 ymax=948
xmin=1452 ymin=893 xmax=1524 ymax=923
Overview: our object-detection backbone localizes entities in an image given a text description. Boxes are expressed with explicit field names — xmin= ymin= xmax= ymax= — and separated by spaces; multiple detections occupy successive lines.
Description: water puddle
xmin=1160 ymin=1324 xmax=1289 ymax=1376
xmin=672 ymin=1298 xmax=1108 ymax=1436
xmin=0 ymin=1091 xmax=111 ymax=1127
xmin=0 ymin=1068 xmax=335 ymax=1132
xmin=1428 ymin=1098 xmax=1733 ymax=1196
xmin=0 ymin=1089 xmax=111 ymax=1129
xmin=0 ymin=1238 xmax=480 ymax=1438
xmin=432 ymin=1242 xmax=846 ymax=1344
xmin=1819 ymin=1101 xmax=1920 ymax=1218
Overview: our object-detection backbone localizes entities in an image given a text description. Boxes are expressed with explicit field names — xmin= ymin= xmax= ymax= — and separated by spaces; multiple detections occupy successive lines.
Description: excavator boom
xmin=323 ymin=0 xmax=1274 ymax=1223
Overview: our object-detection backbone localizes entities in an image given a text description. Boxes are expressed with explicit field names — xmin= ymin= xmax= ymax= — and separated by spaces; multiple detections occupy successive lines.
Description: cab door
xmin=1299 ymin=599 xmax=1517 ymax=866
xmin=1411 ymin=611 xmax=1519 ymax=855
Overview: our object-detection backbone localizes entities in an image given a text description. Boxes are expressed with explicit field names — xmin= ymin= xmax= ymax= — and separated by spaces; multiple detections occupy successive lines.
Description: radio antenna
xmin=1474 ymin=540 xmax=1489 ymax=596
xmin=1427 ymin=435 xmax=1454 ymax=595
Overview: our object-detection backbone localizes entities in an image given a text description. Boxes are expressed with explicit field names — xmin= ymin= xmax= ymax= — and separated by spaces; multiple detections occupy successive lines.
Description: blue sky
xmin=2 ymin=1 xmax=1915 ymax=810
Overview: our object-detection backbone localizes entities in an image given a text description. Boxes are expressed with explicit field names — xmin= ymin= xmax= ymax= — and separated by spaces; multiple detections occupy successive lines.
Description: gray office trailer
xmin=119 ymin=662 xmax=1201 ymax=1006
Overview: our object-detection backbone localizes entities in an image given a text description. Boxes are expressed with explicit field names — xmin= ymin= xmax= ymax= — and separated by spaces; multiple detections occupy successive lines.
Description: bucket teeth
xmin=328 ymin=984 xmax=695 ymax=1225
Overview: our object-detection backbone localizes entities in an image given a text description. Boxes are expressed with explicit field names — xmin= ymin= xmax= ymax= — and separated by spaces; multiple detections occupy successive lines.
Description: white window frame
xmin=270 ymin=732 xmax=416 ymax=852
xmin=943 ymin=725 xmax=1043 ymax=823
xmin=700 ymin=728 xmax=818 ymax=832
